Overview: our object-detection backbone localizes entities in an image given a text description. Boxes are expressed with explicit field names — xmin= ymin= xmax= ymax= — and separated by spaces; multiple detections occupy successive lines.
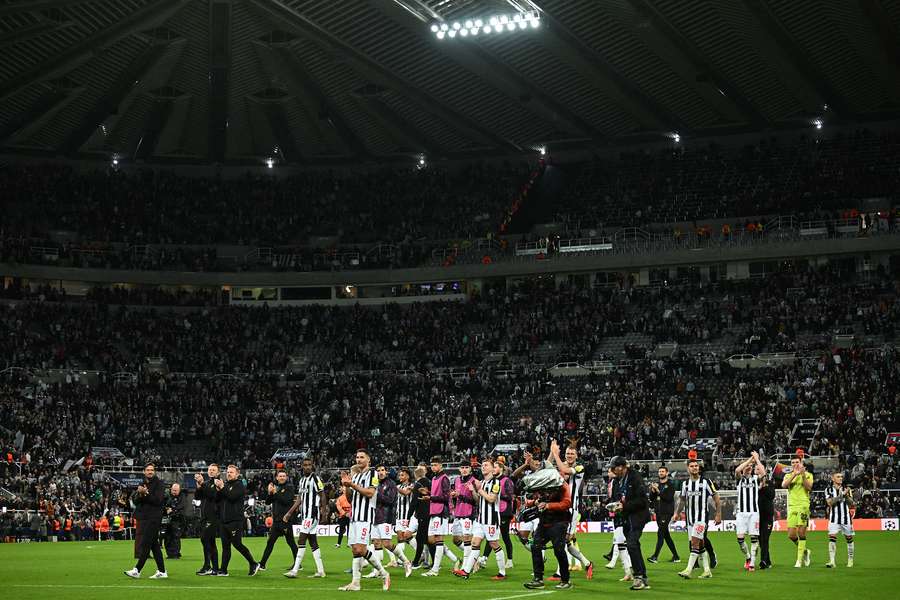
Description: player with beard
xmin=284 ymin=458 xmax=327 ymax=578
xmin=365 ymin=465 xmax=413 ymax=578
xmin=339 ymin=450 xmax=390 ymax=592
xmin=394 ymin=468 xmax=415 ymax=564
xmin=454 ymin=459 xmax=508 ymax=581
xmin=421 ymin=457 xmax=455 ymax=576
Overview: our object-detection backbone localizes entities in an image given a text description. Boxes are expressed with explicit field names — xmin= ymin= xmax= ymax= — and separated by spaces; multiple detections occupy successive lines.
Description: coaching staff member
xmin=758 ymin=467 xmax=777 ymax=569
xmin=216 ymin=464 xmax=261 ymax=577
xmin=523 ymin=478 xmax=573 ymax=590
xmin=610 ymin=456 xmax=650 ymax=591
xmin=124 ymin=463 xmax=167 ymax=579
xmin=194 ymin=464 xmax=222 ymax=575
xmin=258 ymin=469 xmax=299 ymax=571
xmin=648 ymin=466 xmax=679 ymax=563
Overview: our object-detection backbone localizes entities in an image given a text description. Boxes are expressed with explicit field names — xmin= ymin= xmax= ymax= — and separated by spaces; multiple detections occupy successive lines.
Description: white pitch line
xmin=8 ymin=583 xmax=512 ymax=592
xmin=490 ymin=591 xmax=555 ymax=600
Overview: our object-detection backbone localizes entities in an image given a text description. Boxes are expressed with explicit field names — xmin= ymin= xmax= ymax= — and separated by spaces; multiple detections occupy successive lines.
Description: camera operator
xmin=522 ymin=477 xmax=573 ymax=590
xmin=164 ymin=483 xmax=185 ymax=559
xmin=124 ymin=463 xmax=167 ymax=579
xmin=609 ymin=456 xmax=651 ymax=591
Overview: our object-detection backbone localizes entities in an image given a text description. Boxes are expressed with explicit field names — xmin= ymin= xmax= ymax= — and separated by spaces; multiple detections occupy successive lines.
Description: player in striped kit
xmin=453 ymin=458 xmax=508 ymax=580
xmin=549 ymin=440 xmax=593 ymax=580
xmin=284 ymin=458 xmax=327 ymax=578
xmin=675 ymin=458 xmax=721 ymax=580
xmin=394 ymin=469 xmax=415 ymax=564
xmin=824 ymin=472 xmax=856 ymax=568
xmin=338 ymin=450 xmax=391 ymax=592
xmin=603 ymin=467 xmax=632 ymax=582
xmin=733 ymin=451 xmax=765 ymax=571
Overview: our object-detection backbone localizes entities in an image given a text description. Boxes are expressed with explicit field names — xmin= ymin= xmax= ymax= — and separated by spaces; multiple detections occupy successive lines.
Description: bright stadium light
xmin=266 ymin=157 xmax=274 ymax=169
xmin=813 ymin=118 xmax=823 ymax=130
xmin=673 ymin=132 xmax=681 ymax=143
xmin=432 ymin=12 xmax=540 ymax=39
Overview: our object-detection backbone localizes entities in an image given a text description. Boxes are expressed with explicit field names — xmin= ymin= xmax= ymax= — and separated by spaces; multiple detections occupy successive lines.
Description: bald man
xmin=165 ymin=483 xmax=185 ymax=559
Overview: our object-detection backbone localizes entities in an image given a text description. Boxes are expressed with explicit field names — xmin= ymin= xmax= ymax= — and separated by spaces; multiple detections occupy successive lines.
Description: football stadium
xmin=0 ymin=1 xmax=899 ymax=599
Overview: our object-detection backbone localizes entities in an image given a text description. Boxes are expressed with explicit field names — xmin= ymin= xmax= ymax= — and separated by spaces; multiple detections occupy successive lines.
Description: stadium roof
xmin=1 ymin=0 xmax=899 ymax=165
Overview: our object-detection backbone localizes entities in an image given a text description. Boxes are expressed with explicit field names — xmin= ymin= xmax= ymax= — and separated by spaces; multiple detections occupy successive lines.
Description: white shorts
xmin=427 ymin=516 xmax=449 ymax=536
xmin=452 ymin=518 xmax=473 ymax=537
xmin=395 ymin=518 xmax=411 ymax=533
xmin=613 ymin=525 xmax=625 ymax=544
xmin=348 ymin=521 xmax=371 ymax=546
xmin=827 ymin=522 xmax=854 ymax=537
xmin=473 ymin=521 xmax=501 ymax=542
xmin=568 ymin=511 xmax=581 ymax=536
xmin=408 ymin=515 xmax=419 ymax=533
xmin=688 ymin=521 xmax=707 ymax=540
xmin=373 ymin=522 xmax=394 ymax=540
xmin=297 ymin=517 xmax=319 ymax=535
xmin=735 ymin=512 xmax=759 ymax=536
xmin=517 ymin=518 xmax=539 ymax=533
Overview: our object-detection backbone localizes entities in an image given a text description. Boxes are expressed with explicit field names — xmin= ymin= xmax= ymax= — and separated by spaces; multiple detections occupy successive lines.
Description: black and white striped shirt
xmin=569 ymin=463 xmax=585 ymax=514
xmin=680 ymin=477 xmax=716 ymax=526
xmin=397 ymin=482 xmax=412 ymax=521
xmin=736 ymin=474 xmax=759 ymax=513
xmin=351 ymin=468 xmax=379 ymax=524
xmin=825 ymin=485 xmax=852 ymax=525
xmin=298 ymin=473 xmax=324 ymax=519
xmin=476 ymin=477 xmax=501 ymax=526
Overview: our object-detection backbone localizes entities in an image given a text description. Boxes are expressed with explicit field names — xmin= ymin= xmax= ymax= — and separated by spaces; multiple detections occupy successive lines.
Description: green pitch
xmin=0 ymin=532 xmax=896 ymax=599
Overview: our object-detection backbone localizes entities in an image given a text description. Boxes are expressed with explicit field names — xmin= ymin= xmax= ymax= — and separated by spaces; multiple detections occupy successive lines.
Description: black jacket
xmin=217 ymin=479 xmax=247 ymax=524
xmin=649 ymin=479 xmax=676 ymax=518
xmin=167 ymin=493 xmax=185 ymax=522
xmin=759 ymin=480 xmax=776 ymax=517
xmin=267 ymin=482 xmax=296 ymax=522
xmin=195 ymin=479 xmax=222 ymax=523
xmin=617 ymin=469 xmax=651 ymax=521
xmin=133 ymin=475 xmax=165 ymax=523
xmin=412 ymin=476 xmax=431 ymax=520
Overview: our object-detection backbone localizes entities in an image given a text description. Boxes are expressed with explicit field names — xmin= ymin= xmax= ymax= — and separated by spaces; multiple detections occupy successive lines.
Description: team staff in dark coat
xmin=648 ymin=466 xmax=680 ymax=563
xmin=215 ymin=464 xmax=261 ymax=577
xmin=124 ymin=464 xmax=167 ymax=579
xmin=164 ymin=483 xmax=185 ymax=559
xmin=609 ymin=456 xmax=651 ymax=591
xmin=758 ymin=468 xmax=777 ymax=569
xmin=194 ymin=464 xmax=222 ymax=575
xmin=258 ymin=469 xmax=299 ymax=570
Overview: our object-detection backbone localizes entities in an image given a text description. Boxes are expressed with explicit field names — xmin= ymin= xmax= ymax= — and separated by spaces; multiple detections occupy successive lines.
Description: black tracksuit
xmin=133 ymin=475 xmax=166 ymax=573
xmin=217 ymin=479 xmax=257 ymax=573
xmin=411 ymin=475 xmax=431 ymax=566
xmin=616 ymin=469 xmax=651 ymax=579
xmin=758 ymin=480 xmax=775 ymax=566
xmin=649 ymin=479 xmax=679 ymax=560
xmin=259 ymin=482 xmax=298 ymax=568
xmin=195 ymin=478 xmax=222 ymax=571
xmin=164 ymin=492 xmax=185 ymax=558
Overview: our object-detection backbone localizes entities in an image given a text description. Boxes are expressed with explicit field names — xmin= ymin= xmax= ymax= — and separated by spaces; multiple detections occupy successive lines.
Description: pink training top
xmin=429 ymin=472 xmax=451 ymax=518
xmin=453 ymin=475 xmax=475 ymax=518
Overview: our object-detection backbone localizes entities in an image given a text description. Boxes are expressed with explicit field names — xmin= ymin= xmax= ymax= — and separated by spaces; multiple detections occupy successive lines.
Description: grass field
xmin=0 ymin=532 xmax=896 ymax=599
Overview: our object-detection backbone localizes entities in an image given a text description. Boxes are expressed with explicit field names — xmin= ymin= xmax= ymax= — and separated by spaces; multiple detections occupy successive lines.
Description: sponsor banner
xmin=885 ymin=432 xmax=900 ymax=446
